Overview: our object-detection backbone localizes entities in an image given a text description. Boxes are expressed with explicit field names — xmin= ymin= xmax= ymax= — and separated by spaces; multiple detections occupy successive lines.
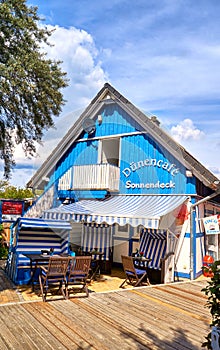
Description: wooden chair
xmin=38 ymin=256 xmax=70 ymax=302
xmin=65 ymin=256 xmax=92 ymax=298
xmin=120 ymin=255 xmax=150 ymax=288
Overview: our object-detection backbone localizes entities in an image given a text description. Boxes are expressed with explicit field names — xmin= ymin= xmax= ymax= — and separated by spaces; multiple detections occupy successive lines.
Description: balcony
xmin=58 ymin=164 xmax=120 ymax=192
xmin=73 ymin=164 xmax=120 ymax=191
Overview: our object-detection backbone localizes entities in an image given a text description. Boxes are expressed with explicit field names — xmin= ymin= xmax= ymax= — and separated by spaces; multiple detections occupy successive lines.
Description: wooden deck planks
xmin=73 ymin=295 xmax=178 ymax=350
xmin=54 ymin=299 xmax=152 ymax=350
xmin=23 ymin=302 xmax=84 ymax=350
xmin=0 ymin=303 xmax=66 ymax=350
xmin=79 ymin=290 xmax=207 ymax=350
xmin=0 ymin=280 xmax=211 ymax=350
xmin=30 ymin=300 xmax=115 ymax=350
xmin=125 ymin=289 xmax=209 ymax=348
xmin=12 ymin=303 xmax=60 ymax=350
xmin=139 ymin=286 xmax=210 ymax=319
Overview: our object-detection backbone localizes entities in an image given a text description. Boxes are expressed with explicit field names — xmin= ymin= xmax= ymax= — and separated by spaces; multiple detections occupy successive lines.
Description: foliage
xmin=0 ymin=244 xmax=8 ymax=259
xmin=0 ymin=180 xmax=33 ymax=198
xmin=0 ymin=226 xmax=8 ymax=259
xmin=0 ymin=185 xmax=33 ymax=199
xmin=0 ymin=180 xmax=8 ymax=190
xmin=0 ymin=0 xmax=68 ymax=178
xmin=201 ymin=261 xmax=220 ymax=348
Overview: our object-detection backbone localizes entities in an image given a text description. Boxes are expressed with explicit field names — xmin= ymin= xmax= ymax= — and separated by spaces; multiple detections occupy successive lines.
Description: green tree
xmin=0 ymin=0 xmax=68 ymax=178
xmin=0 ymin=179 xmax=33 ymax=198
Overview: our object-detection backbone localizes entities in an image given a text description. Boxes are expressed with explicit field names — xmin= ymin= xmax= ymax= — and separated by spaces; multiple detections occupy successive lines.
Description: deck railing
xmin=58 ymin=164 xmax=120 ymax=192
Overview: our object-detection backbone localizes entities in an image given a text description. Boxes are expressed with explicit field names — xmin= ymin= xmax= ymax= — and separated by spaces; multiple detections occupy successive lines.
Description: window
xmin=99 ymin=138 xmax=120 ymax=166
xmin=118 ymin=224 xmax=128 ymax=232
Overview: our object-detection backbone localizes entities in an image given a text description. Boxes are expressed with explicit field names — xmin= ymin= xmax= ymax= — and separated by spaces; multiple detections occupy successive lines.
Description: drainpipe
xmin=190 ymin=186 xmax=220 ymax=280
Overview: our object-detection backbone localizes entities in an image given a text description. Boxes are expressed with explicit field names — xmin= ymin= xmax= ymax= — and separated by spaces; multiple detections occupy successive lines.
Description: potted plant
xmin=139 ymin=251 xmax=144 ymax=258
xmin=201 ymin=260 xmax=220 ymax=349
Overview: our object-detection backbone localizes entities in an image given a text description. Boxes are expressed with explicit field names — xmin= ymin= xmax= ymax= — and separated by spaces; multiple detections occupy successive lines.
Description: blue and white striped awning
xmin=15 ymin=217 xmax=72 ymax=231
xmin=43 ymin=195 xmax=189 ymax=229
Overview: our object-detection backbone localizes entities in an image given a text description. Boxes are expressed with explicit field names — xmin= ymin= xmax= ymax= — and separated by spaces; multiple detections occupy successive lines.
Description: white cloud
xmin=170 ymin=119 xmax=204 ymax=143
xmin=42 ymin=25 xmax=108 ymax=112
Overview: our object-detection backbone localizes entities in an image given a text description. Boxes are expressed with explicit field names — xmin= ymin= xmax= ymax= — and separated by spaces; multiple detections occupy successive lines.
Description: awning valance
xmin=43 ymin=195 xmax=189 ymax=229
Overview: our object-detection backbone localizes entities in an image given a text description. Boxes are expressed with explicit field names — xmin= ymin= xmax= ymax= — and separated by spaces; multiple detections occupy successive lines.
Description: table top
xmin=23 ymin=253 xmax=69 ymax=261
xmin=132 ymin=256 xmax=152 ymax=262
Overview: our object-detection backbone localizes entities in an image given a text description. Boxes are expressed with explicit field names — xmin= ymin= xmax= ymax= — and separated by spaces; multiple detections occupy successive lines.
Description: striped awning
xmin=43 ymin=195 xmax=189 ymax=229
xmin=15 ymin=217 xmax=72 ymax=231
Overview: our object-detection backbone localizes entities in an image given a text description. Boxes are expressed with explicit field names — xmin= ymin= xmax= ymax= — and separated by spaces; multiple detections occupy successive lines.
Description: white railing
xmin=72 ymin=164 xmax=120 ymax=191
xmin=58 ymin=168 xmax=72 ymax=191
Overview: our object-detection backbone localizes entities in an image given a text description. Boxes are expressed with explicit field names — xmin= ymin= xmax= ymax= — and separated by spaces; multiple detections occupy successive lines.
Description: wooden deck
xmin=0 ymin=279 xmax=210 ymax=350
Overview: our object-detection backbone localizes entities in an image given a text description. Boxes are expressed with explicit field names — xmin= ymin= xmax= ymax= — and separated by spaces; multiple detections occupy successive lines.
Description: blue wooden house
xmin=24 ymin=83 xmax=220 ymax=282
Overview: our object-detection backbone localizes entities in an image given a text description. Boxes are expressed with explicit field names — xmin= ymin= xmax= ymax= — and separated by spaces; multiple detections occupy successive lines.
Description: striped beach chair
xmin=6 ymin=218 xmax=71 ymax=285
xmin=139 ymin=229 xmax=175 ymax=284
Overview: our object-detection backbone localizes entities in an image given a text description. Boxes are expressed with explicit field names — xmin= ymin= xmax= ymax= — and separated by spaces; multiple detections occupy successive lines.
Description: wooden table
xmin=23 ymin=253 xmax=67 ymax=290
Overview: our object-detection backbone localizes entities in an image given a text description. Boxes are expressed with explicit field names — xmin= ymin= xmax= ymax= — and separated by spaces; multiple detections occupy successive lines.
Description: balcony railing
xmin=58 ymin=164 xmax=120 ymax=192
xmin=73 ymin=164 xmax=120 ymax=191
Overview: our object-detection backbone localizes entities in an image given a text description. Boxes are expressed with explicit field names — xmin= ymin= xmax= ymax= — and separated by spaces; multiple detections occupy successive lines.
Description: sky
xmin=4 ymin=0 xmax=220 ymax=187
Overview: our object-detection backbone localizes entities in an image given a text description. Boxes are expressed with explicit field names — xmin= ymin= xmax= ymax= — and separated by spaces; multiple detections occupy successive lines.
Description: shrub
xmin=201 ymin=261 xmax=220 ymax=349
xmin=0 ymin=245 xmax=8 ymax=259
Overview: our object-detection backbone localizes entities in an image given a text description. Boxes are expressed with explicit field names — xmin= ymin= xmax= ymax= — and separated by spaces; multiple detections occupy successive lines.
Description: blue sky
xmin=5 ymin=0 xmax=220 ymax=186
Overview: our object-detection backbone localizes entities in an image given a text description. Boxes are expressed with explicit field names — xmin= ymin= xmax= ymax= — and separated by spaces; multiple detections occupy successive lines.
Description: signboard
xmin=203 ymin=215 xmax=220 ymax=235
xmin=1 ymin=200 xmax=24 ymax=222
xmin=2 ymin=201 xmax=23 ymax=215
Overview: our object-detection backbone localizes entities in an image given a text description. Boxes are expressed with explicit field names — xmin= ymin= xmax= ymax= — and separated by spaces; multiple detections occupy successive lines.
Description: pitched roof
xmin=27 ymin=83 xmax=219 ymax=189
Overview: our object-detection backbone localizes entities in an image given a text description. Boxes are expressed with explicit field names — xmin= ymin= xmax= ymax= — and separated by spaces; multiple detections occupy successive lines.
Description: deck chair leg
xmin=119 ymin=278 xmax=128 ymax=288
xmin=64 ymin=282 xmax=69 ymax=299
xmin=39 ymin=275 xmax=46 ymax=302
xmin=84 ymin=284 xmax=89 ymax=297
xmin=44 ymin=287 xmax=48 ymax=301
xmin=134 ymin=272 xmax=149 ymax=287
xmin=55 ymin=281 xmax=63 ymax=296
xmin=61 ymin=283 xmax=68 ymax=300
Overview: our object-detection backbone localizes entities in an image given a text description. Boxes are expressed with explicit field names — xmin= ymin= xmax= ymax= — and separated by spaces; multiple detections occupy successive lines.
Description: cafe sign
xmin=122 ymin=158 xmax=180 ymax=178
xmin=202 ymin=215 xmax=220 ymax=235
xmin=122 ymin=158 xmax=179 ymax=191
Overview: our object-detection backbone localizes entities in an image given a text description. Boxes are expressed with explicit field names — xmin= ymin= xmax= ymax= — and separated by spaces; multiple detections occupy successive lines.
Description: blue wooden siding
xmin=55 ymin=140 xmax=98 ymax=182
xmin=49 ymin=102 xmax=196 ymax=199
xmin=81 ymin=104 xmax=144 ymax=139
xmin=119 ymin=134 xmax=195 ymax=195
